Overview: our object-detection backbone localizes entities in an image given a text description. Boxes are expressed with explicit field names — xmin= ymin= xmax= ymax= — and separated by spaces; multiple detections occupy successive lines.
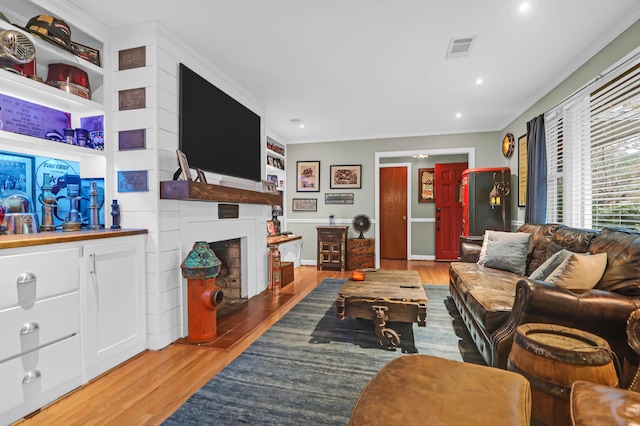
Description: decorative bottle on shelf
xmin=329 ymin=214 xmax=335 ymax=226
xmin=110 ymin=199 xmax=121 ymax=229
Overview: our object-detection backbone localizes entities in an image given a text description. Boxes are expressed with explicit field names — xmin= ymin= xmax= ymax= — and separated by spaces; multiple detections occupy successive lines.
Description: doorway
xmin=374 ymin=148 xmax=475 ymax=268
xmin=435 ymin=162 xmax=467 ymax=260
xmin=379 ymin=166 xmax=408 ymax=259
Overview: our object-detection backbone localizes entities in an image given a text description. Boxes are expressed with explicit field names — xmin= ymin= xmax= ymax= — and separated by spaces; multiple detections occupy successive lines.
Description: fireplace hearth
xmin=210 ymin=238 xmax=243 ymax=302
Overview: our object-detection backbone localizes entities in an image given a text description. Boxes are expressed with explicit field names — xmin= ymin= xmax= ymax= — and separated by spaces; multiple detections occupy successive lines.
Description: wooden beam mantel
xmin=160 ymin=180 xmax=282 ymax=206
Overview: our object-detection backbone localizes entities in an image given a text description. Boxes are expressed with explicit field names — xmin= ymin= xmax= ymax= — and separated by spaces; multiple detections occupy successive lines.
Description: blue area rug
xmin=164 ymin=279 xmax=484 ymax=425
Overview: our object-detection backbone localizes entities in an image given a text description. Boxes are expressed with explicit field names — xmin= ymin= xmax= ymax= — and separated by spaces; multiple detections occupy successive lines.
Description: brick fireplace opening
xmin=209 ymin=238 xmax=244 ymax=306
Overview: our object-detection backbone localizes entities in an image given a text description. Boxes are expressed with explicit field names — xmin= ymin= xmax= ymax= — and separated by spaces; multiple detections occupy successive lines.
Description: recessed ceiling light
xmin=476 ymin=78 xmax=483 ymax=85
xmin=456 ymin=113 xmax=462 ymax=118
xmin=519 ymin=2 xmax=530 ymax=12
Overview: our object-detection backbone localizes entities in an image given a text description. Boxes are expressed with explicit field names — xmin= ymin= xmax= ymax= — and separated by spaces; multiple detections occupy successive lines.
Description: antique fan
xmin=352 ymin=214 xmax=371 ymax=239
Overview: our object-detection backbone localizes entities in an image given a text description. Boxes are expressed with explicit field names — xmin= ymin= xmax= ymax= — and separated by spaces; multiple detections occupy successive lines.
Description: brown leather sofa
xmin=449 ymin=223 xmax=640 ymax=387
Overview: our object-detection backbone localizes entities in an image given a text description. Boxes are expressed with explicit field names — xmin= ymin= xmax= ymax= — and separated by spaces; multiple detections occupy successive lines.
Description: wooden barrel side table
xmin=507 ymin=323 xmax=618 ymax=426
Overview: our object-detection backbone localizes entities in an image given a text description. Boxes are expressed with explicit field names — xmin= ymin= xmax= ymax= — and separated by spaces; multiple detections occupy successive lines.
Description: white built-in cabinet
xmin=0 ymin=234 xmax=147 ymax=425
xmin=0 ymin=246 xmax=82 ymax=425
xmin=82 ymin=237 xmax=147 ymax=381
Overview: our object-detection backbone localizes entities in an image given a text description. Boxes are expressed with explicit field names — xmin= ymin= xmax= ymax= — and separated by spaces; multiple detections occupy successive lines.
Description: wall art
xmin=418 ymin=168 xmax=435 ymax=203
xmin=296 ymin=161 xmax=320 ymax=192
xmin=118 ymin=129 xmax=146 ymax=151
xmin=330 ymin=164 xmax=361 ymax=189
xmin=117 ymin=170 xmax=149 ymax=192
xmin=292 ymin=198 xmax=317 ymax=211
xmin=325 ymin=193 xmax=354 ymax=204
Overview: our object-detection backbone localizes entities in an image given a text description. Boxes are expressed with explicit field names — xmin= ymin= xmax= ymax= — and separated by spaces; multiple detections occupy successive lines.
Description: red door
xmin=380 ymin=167 xmax=408 ymax=259
xmin=435 ymin=162 xmax=467 ymax=260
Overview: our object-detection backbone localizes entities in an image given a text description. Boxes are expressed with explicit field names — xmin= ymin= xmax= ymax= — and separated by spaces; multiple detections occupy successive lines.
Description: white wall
xmin=109 ymin=22 xmax=271 ymax=350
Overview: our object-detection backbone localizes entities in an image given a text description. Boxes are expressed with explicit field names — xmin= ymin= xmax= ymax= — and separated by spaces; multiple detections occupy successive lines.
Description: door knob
xmin=403 ymin=216 xmax=407 ymax=220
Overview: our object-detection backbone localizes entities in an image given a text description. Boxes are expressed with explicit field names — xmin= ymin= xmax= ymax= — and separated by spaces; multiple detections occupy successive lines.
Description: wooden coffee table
xmin=336 ymin=270 xmax=427 ymax=350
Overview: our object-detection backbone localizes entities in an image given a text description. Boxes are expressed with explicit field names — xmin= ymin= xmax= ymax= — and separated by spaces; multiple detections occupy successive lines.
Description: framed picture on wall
xmin=418 ymin=168 xmax=435 ymax=202
xmin=292 ymin=198 xmax=317 ymax=211
xmin=330 ymin=164 xmax=362 ymax=189
xmin=296 ymin=161 xmax=320 ymax=192
xmin=325 ymin=193 xmax=354 ymax=204
xmin=518 ymin=134 xmax=527 ymax=207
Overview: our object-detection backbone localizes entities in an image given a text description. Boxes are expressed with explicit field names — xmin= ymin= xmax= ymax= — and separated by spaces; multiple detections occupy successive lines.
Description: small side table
xmin=317 ymin=226 xmax=348 ymax=271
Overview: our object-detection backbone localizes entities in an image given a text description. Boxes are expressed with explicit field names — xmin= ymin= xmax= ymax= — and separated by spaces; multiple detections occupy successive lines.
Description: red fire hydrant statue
xmin=181 ymin=241 xmax=224 ymax=343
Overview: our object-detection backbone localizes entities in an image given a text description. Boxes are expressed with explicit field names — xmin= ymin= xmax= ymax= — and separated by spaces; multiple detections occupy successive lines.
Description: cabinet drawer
xmin=0 ymin=248 xmax=79 ymax=310
xmin=0 ymin=335 xmax=81 ymax=425
xmin=318 ymin=230 xmax=346 ymax=242
xmin=0 ymin=292 xmax=79 ymax=362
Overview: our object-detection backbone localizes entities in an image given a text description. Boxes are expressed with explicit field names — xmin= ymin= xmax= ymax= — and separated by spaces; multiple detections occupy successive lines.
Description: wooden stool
xmin=350 ymin=354 xmax=531 ymax=425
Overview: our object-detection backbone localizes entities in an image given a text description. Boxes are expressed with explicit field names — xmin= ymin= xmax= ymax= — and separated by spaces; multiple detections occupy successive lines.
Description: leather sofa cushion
xmin=591 ymin=227 xmax=640 ymax=296
xmin=466 ymin=287 xmax=516 ymax=332
xmin=450 ymin=262 xmax=523 ymax=296
xmin=449 ymin=262 xmax=522 ymax=332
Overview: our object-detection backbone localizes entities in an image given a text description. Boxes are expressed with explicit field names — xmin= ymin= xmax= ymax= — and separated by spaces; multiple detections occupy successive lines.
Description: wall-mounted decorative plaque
xmin=118 ymin=88 xmax=146 ymax=111
xmin=118 ymin=129 xmax=146 ymax=151
xmin=118 ymin=46 xmax=146 ymax=71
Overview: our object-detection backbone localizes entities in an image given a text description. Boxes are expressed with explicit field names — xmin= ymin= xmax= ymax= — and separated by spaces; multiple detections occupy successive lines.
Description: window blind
xmin=545 ymin=55 xmax=640 ymax=230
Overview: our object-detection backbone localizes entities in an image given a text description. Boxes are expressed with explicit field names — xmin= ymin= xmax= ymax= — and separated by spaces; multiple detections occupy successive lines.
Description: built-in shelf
xmin=160 ymin=180 xmax=282 ymax=206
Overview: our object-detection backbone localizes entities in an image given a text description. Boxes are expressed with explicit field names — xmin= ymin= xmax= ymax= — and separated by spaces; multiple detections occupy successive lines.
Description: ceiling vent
xmin=445 ymin=36 xmax=476 ymax=59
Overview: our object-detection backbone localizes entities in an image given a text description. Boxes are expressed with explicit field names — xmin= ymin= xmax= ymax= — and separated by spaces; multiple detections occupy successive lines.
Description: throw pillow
xmin=477 ymin=230 xmax=531 ymax=275
xmin=545 ymin=252 xmax=608 ymax=290
xmin=529 ymin=249 xmax=574 ymax=280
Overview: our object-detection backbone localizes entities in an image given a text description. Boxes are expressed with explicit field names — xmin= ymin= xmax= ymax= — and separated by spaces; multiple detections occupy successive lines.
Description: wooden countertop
xmin=0 ymin=228 xmax=148 ymax=249
xmin=267 ymin=234 xmax=302 ymax=245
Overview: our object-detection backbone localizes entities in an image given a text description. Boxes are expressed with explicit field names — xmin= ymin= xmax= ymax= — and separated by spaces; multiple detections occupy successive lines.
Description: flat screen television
xmin=179 ymin=63 xmax=262 ymax=182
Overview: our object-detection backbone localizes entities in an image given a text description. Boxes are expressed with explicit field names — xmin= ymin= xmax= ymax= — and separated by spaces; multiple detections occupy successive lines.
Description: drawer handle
xmin=20 ymin=322 xmax=40 ymax=335
xmin=17 ymin=272 xmax=36 ymax=285
xmin=22 ymin=370 xmax=42 ymax=384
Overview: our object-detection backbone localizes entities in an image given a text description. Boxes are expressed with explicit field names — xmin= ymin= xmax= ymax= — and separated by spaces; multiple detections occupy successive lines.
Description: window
xmin=545 ymin=55 xmax=640 ymax=230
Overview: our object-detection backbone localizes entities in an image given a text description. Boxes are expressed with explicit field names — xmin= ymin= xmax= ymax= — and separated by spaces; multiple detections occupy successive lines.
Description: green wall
xmin=285 ymin=18 xmax=640 ymax=264
xmin=286 ymin=132 xmax=499 ymax=262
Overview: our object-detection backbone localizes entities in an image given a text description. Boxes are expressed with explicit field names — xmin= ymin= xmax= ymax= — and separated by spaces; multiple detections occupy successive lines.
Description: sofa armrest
xmin=627 ymin=309 xmax=640 ymax=391
xmin=492 ymin=278 xmax=640 ymax=385
xmin=514 ymin=278 xmax=640 ymax=324
xmin=460 ymin=242 xmax=482 ymax=262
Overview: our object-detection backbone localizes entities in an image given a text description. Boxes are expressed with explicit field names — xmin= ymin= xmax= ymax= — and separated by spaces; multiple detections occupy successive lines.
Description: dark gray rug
xmin=164 ymin=279 xmax=484 ymax=425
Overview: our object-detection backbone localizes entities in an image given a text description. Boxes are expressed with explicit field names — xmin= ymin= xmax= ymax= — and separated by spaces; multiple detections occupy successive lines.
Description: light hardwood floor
xmin=15 ymin=260 xmax=451 ymax=426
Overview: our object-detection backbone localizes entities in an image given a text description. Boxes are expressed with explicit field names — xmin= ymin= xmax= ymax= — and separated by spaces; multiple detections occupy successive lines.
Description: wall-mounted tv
xmin=179 ymin=63 xmax=262 ymax=183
